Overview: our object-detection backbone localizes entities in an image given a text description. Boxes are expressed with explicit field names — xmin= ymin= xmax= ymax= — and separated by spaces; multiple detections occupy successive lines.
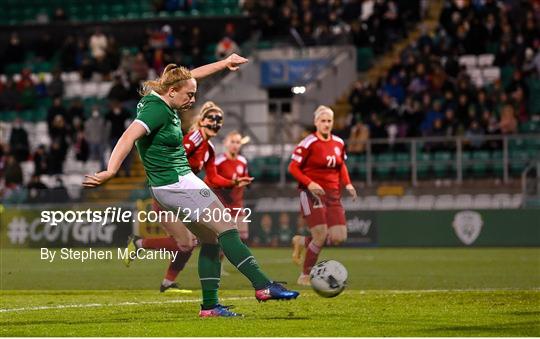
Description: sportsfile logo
xmin=40 ymin=207 xmax=132 ymax=227
xmin=39 ymin=206 xmax=251 ymax=226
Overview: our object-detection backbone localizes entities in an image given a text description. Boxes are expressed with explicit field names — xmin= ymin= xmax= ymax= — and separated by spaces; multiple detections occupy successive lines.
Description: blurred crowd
xmin=243 ymin=0 xmax=424 ymax=52
xmin=342 ymin=0 xmax=540 ymax=154
xmin=0 ymin=0 xmax=426 ymax=198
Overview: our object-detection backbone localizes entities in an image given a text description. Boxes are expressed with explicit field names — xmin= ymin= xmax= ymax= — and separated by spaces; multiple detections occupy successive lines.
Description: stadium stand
xmin=0 ymin=0 xmax=538 ymax=210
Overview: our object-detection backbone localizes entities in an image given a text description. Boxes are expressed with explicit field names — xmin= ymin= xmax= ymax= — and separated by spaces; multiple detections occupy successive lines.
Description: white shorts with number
xmin=151 ymin=172 xmax=224 ymax=222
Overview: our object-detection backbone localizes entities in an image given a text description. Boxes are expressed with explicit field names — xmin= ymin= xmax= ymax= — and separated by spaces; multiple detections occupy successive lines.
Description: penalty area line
xmin=0 ymin=296 xmax=253 ymax=313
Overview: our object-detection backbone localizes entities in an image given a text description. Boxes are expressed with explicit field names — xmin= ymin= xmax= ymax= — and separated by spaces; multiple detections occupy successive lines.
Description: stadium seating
xmin=1 ymin=0 xmax=242 ymax=25
xmin=251 ymin=194 xmax=524 ymax=211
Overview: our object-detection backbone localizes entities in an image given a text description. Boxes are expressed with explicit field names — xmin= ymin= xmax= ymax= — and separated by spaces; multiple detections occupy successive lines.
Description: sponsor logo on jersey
xmin=452 ymin=211 xmax=483 ymax=245
xmin=200 ymin=188 xmax=211 ymax=198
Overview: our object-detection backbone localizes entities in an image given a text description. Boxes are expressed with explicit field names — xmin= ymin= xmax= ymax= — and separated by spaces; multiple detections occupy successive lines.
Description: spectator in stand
xmin=33 ymin=145 xmax=48 ymax=176
xmin=465 ymin=120 xmax=486 ymax=150
xmin=499 ymin=104 xmax=518 ymax=135
xmin=52 ymin=7 xmax=67 ymax=22
xmin=74 ymin=129 xmax=89 ymax=163
xmin=35 ymin=33 xmax=56 ymax=61
xmin=105 ymin=101 xmax=132 ymax=176
xmin=105 ymin=101 xmax=131 ymax=147
xmin=59 ymin=35 xmax=78 ymax=71
xmin=4 ymin=155 xmax=23 ymax=189
xmin=26 ymin=174 xmax=48 ymax=203
xmin=383 ymin=76 xmax=405 ymax=104
xmin=89 ymin=28 xmax=108 ymax=64
xmin=85 ymin=107 xmax=108 ymax=170
xmin=421 ymin=100 xmax=445 ymax=135
xmin=47 ymin=70 xmax=65 ymax=99
xmin=348 ymin=80 xmax=365 ymax=117
xmin=9 ymin=118 xmax=29 ymax=162
xmin=442 ymin=108 xmax=460 ymax=137
xmin=215 ymin=36 xmax=240 ymax=60
xmin=3 ymin=33 xmax=25 ymax=66
xmin=16 ymin=68 xmax=36 ymax=109
xmin=0 ymin=78 xmax=19 ymax=110
xmin=67 ymin=98 xmax=85 ymax=126
xmin=348 ymin=120 xmax=370 ymax=154
xmin=107 ymin=75 xmax=129 ymax=102
xmin=49 ymin=114 xmax=69 ymax=159
xmin=47 ymin=141 xmax=65 ymax=175
xmin=131 ymin=52 xmax=150 ymax=82
xmin=48 ymin=177 xmax=70 ymax=203
xmin=47 ymin=97 xmax=68 ymax=131
xmin=105 ymin=35 xmax=121 ymax=72
xmin=369 ymin=112 xmax=388 ymax=154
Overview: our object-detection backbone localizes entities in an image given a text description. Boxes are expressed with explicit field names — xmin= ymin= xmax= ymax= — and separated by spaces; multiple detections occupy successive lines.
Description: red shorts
xmin=299 ymin=189 xmax=346 ymax=228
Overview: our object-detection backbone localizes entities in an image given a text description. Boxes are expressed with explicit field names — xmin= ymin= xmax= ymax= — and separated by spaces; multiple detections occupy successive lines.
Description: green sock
xmin=218 ymin=229 xmax=271 ymax=290
xmin=198 ymin=243 xmax=221 ymax=309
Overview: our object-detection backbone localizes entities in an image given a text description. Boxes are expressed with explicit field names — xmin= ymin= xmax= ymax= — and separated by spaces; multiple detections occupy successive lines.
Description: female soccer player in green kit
xmin=83 ymin=54 xmax=299 ymax=317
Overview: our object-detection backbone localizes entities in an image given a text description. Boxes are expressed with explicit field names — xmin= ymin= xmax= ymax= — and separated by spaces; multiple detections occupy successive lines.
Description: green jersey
xmin=134 ymin=92 xmax=191 ymax=187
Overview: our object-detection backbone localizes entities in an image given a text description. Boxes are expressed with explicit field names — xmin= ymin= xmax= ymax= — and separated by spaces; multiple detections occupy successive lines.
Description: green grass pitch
xmin=1 ymin=248 xmax=539 ymax=336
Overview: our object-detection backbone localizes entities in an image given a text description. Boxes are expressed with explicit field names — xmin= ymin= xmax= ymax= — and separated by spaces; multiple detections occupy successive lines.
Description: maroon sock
xmin=142 ymin=237 xmax=180 ymax=251
xmin=165 ymin=249 xmax=193 ymax=281
xmin=303 ymin=240 xmax=322 ymax=275
xmin=303 ymin=236 xmax=312 ymax=248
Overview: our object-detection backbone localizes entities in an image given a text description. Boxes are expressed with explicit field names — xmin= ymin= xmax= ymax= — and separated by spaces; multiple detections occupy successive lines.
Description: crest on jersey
xmin=452 ymin=211 xmax=483 ymax=245
xmin=236 ymin=165 xmax=244 ymax=174
xmin=334 ymin=147 xmax=341 ymax=156
xmin=200 ymin=189 xmax=211 ymax=198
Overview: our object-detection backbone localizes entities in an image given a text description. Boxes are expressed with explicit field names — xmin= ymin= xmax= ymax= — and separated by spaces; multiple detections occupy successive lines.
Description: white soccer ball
xmin=309 ymin=260 xmax=348 ymax=298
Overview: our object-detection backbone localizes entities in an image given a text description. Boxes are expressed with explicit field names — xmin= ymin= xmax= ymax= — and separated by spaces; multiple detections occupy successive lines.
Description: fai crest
xmin=200 ymin=189 xmax=211 ymax=198
xmin=452 ymin=211 xmax=483 ymax=245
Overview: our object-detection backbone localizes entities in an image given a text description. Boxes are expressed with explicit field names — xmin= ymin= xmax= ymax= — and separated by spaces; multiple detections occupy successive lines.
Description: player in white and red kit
xmin=205 ymin=130 xmax=250 ymax=241
xmin=288 ymin=105 xmax=357 ymax=286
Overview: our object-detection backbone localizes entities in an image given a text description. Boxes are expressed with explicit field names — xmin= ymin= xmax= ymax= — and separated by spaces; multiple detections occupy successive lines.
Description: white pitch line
xmin=1 ymin=288 xmax=537 ymax=314
xmin=0 ymin=296 xmax=252 ymax=314
xmin=356 ymin=288 xmax=540 ymax=294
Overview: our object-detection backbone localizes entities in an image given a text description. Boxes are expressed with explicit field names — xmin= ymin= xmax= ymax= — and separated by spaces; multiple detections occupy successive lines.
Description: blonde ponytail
xmin=139 ymin=64 xmax=193 ymax=96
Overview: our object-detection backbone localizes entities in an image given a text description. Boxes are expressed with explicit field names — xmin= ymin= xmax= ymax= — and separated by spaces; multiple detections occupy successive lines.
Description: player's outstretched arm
xmin=83 ymin=122 xmax=146 ymax=187
xmin=191 ymin=53 xmax=248 ymax=80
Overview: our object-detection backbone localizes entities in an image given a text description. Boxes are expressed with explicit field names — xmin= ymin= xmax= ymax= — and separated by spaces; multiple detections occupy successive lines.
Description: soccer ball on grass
xmin=309 ymin=260 xmax=348 ymax=298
